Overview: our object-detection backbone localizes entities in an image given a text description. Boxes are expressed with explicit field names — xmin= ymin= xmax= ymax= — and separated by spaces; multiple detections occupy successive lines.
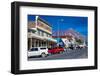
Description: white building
xmin=53 ymin=35 xmax=77 ymax=48
xmin=62 ymin=35 xmax=76 ymax=48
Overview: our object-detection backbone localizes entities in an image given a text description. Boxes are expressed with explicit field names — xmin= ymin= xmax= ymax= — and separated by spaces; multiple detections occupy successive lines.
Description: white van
xmin=28 ymin=47 xmax=48 ymax=58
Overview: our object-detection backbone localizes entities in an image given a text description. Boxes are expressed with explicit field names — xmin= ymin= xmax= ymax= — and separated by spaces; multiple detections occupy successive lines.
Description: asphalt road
xmin=28 ymin=48 xmax=88 ymax=61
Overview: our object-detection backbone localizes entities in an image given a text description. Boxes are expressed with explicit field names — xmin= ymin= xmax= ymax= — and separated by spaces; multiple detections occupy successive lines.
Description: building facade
xmin=28 ymin=16 xmax=57 ymax=50
xmin=53 ymin=35 xmax=77 ymax=48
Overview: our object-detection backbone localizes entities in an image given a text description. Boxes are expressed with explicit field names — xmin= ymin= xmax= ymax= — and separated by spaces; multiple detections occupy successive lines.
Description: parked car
xmin=48 ymin=47 xmax=64 ymax=54
xmin=76 ymin=45 xmax=81 ymax=49
xmin=69 ymin=44 xmax=74 ymax=50
xmin=76 ymin=45 xmax=87 ymax=49
xmin=28 ymin=47 xmax=48 ymax=58
xmin=79 ymin=45 xmax=86 ymax=48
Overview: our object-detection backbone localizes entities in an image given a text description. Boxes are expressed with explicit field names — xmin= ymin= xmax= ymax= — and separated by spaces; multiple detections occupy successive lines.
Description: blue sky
xmin=28 ymin=15 xmax=88 ymax=36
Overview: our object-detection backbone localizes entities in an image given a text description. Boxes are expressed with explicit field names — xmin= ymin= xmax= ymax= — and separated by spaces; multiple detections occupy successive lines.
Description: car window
xmin=48 ymin=48 xmax=51 ymax=50
xmin=30 ymin=48 xmax=38 ymax=51
xmin=40 ymin=48 xmax=46 ymax=49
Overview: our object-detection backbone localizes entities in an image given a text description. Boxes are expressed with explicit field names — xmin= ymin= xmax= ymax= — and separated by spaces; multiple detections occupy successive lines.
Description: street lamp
xmin=35 ymin=16 xmax=39 ymax=29
xmin=57 ymin=19 xmax=64 ymax=47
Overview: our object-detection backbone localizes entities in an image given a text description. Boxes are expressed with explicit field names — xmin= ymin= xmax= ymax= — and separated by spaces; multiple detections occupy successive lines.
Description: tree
xmin=76 ymin=38 xmax=83 ymax=45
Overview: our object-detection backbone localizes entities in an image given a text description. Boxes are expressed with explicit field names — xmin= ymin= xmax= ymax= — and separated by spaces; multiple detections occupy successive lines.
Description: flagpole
xmin=35 ymin=16 xmax=38 ymax=29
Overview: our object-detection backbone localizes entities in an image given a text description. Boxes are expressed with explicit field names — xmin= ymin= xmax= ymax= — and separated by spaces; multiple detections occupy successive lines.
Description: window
xmin=40 ymin=48 xmax=46 ymax=49
xmin=28 ymin=29 xmax=31 ymax=32
xmin=38 ymin=30 xmax=41 ymax=35
xmin=39 ymin=31 xmax=41 ymax=36
xmin=44 ymin=33 xmax=46 ymax=37
xmin=48 ymin=34 xmax=50 ymax=37
xmin=30 ymin=48 xmax=38 ymax=51
xmin=46 ymin=33 xmax=48 ymax=37
xmin=42 ymin=32 xmax=44 ymax=36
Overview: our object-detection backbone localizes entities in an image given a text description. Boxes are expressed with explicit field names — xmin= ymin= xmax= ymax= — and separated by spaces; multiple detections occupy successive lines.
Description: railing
xmin=28 ymin=32 xmax=57 ymax=43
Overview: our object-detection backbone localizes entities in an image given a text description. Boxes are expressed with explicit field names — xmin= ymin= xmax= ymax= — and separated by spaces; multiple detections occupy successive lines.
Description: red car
xmin=48 ymin=47 xmax=64 ymax=54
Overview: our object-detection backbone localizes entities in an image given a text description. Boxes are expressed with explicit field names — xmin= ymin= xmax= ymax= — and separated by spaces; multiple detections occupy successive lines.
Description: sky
xmin=28 ymin=15 xmax=88 ymax=36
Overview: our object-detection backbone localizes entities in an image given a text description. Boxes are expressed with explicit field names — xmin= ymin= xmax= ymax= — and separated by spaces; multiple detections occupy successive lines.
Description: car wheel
xmin=41 ymin=53 xmax=46 ymax=58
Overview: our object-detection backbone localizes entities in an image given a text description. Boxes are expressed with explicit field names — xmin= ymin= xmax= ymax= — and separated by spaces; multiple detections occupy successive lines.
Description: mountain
xmin=52 ymin=28 xmax=87 ymax=41
xmin=64 ymin=28 xmax=86 ymax=40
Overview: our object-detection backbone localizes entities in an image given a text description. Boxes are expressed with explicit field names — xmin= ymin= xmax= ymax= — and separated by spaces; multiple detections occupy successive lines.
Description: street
xmin=28 ymin=48 xmax=88 ymax=61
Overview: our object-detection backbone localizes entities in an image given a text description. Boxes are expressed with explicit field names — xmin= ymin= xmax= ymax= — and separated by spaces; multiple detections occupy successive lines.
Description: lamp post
xmin=57 ymin=19 xmax=64 ymax=47
xmin=57 ymin=20 xmax=59 ymax=47
xmin=35 ymin=16 xmax=39 ymax=29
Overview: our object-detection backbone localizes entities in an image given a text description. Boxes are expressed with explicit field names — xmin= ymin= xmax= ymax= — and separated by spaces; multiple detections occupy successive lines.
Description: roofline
xmin=37 ymin=16 xmax=52 ymax=27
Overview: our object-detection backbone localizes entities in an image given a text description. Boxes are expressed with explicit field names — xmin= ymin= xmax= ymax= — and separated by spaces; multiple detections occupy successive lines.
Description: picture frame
xmin=11 ymin=1 xmax=98 ymax=74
